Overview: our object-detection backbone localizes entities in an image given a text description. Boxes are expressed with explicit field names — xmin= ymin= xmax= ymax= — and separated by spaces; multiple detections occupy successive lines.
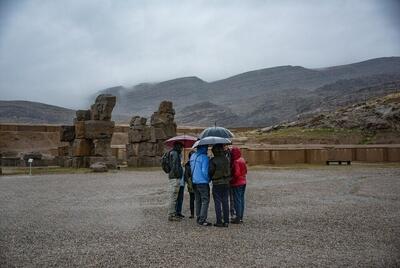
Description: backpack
xmin=161 ymin=151 xmax=171 ymax=173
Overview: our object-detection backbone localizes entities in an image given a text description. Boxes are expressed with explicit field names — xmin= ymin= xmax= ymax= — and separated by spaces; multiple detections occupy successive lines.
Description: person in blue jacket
xmin=190 ymin=145 xmax=212 ymax=226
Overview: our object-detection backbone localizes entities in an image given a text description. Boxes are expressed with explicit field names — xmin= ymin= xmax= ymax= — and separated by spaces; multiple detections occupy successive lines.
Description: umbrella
xmin=191 ymin=136 xmax=232 ymax=149
xmin=198 ymin=126 xmax=234 ymax=139
xmin=164 ymin=135 xmax=197 ymax=148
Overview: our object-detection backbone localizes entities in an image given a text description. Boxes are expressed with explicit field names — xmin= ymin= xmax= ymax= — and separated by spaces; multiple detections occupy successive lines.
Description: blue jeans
xmin=212 ymin=184 xmax=230 ymax=224
xmin=232 ymin=185 xmax=246 ymax=220
xmin=176 ymin=186 xmax=184 ymax=215
xmin=194 ymin=184 xmax=210 ymax=224
xmin=229 ymin=186 xmax=236 ymax=217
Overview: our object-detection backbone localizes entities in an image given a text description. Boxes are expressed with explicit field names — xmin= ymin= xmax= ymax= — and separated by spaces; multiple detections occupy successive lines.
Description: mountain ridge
xmin=1 ymin=57 xmax=400 ymax=126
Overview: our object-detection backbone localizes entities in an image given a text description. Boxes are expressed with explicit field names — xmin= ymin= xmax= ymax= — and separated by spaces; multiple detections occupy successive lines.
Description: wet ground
xmin=1 ymin=165 xmax=399 ymax=267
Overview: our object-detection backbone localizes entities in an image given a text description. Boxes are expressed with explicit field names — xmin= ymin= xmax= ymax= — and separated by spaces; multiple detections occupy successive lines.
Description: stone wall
xmin=58 ymin=94 xmax=117 ymax=168
xmin=240 ymin=145 xmax=400 ymax=165
xmin=126 ymin=101 xmax=177 ymax=167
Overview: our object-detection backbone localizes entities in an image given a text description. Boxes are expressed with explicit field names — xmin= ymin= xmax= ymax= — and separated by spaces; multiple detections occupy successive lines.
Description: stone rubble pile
xmin=58 ymin=94 xmax=117 ymax=168
xmin=126 ymin=101 xmax=177 ymax=167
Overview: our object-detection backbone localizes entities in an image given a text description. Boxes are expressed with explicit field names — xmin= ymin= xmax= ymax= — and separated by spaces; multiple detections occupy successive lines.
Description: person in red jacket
xmin=230 ymin=147 xmax=247 ymax=224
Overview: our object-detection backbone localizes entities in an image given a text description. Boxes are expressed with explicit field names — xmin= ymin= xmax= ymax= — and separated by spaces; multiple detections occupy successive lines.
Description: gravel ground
xmin=1 ymin=165 xmax=400 ymax=267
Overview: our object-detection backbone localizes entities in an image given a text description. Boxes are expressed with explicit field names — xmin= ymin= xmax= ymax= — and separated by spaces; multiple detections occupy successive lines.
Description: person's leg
xmin=232 ymin=186 xmax=241 ymax=223
xmin=168 ymin=178 xmax=180 ymax=220
xmin=212 ymin=185 xmax=223 ymax=224
xmin=189 ymin=192 xmax=195 ymax=218
xmin=240 ymin=185 xmax=246 ymax=221
xmin=194 ymin=185 xmax=201 ymax=223
xmin=229 ymin=186 xmax=236 ymax=217
xmin=221 ymin=185 xmax=230 ymax=224
xmin=176 ymin=186 xmax=184 ymax=216
xmin=198 ymin=184 xmax=210 ymax=224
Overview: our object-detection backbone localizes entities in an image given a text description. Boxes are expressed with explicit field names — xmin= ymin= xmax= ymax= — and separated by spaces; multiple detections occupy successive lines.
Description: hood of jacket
xmin=211 ymin=144 xmax=224 ymax=157
xmin=173 ymin=142 xmax=183 ymax=153
xmin=231 ymin=147 xmax=241 ymax=160
xmin=196 ymin=145 xmax=208 ymax=155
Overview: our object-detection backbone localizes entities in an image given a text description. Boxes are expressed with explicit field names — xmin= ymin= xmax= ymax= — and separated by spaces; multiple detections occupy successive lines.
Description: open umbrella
xmin=198 ymin=126 xmax=234 ymax=139
xmin=164 ymin=135 xmax=197 ymax=148
xmin=191 ymin=136 xmax=232 ymax=149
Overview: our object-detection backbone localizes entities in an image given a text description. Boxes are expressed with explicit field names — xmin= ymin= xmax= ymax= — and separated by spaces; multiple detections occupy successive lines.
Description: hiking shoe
xmin=198 ymin=221 xmax=212 ymax=226
xmin=177 ymin=213 xmax=185 ymax=218
xmin=230 ymin=218 xmax=241 ymax=224
xmin=168 ymin=216 xmax=181 ymax=222
xmin=214 ymin=222 xmax=228 ymax=227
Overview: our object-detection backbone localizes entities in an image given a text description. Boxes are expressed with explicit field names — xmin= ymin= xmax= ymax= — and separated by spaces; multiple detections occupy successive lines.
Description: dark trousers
xmin=189 ymin=192 xmax=195 ymax=216
xmin=212 ymin=184 xmax=230 ymax=224
xmin=194 ymin=184 xmax=210 ymax=224
xmin=232 ymin=185 xmax=246 ymax=220
xmin=176 ymin=186 xmax=184 ymax=215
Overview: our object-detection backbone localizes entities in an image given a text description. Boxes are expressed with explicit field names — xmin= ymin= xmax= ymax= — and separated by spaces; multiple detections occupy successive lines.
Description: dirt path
xmin=1 ymin=166 xmax=399 ymax=267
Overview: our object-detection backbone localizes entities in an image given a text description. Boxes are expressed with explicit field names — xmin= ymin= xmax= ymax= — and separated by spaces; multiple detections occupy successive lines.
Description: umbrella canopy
xmin=164 ymin=135 xmax=197 ymax=148
xmin=198 ymin=126 xmax=234 ymax=139
xmin=191 ymin=136 xmax=232 ymax=148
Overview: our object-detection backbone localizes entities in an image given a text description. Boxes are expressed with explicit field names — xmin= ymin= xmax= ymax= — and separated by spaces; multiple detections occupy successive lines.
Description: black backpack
xmin=161 ymin=151 xmax=171 ymax=173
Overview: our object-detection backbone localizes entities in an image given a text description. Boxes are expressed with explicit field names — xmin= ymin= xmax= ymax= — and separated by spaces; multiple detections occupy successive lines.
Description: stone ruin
xmin=126 ymin=101 xmax=177 ymax=167
xmin=58 ymin=94 xmax=117 ymax=169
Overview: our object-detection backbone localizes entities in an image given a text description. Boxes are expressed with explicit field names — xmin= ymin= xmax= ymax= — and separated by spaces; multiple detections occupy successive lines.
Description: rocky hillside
xmin=0 ymin=101 xmax=75 ymax=124
xmin=298 ymin=93 xmax=400 ymax=132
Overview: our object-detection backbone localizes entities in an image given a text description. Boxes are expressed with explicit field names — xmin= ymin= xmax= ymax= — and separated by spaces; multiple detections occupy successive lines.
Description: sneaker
xmin=214 ymin=222 xmax=224 ymax=227
xmin=177 ymin=213 xmax=185 ymax=218
xmin=168 ymin=216 xmax=181 ymax=222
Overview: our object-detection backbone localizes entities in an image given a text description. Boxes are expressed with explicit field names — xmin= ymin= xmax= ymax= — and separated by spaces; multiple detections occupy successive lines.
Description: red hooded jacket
xmin=230 ymin=147 xmax=247 ymax=187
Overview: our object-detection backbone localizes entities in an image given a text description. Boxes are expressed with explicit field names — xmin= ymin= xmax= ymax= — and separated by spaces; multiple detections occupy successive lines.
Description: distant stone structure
xmin=126 ymin=101 xmax=177 ymax=167
xmin=58 ymin=94 xmax=117 ymax=168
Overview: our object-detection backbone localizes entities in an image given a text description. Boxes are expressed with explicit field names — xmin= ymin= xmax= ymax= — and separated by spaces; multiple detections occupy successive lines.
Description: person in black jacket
xmin=168 ymin=142 xmax=184 ymax=221
xmin=209 ymin=144 xmax=231 ymax=227
xmin=184 ymin=151 xmax=195 ymax=218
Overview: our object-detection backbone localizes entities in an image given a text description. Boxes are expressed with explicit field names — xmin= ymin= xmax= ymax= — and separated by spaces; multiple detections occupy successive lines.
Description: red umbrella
xmin=164 ymin=135 xmax=197 ymax=148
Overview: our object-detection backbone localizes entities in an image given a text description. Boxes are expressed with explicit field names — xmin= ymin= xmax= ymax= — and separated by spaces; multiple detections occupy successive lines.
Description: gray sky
xmin=0 ymin=0 xmax=399 ymax=109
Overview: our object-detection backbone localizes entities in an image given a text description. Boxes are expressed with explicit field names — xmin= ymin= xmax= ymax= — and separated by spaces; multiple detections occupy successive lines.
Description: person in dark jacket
xmin=209 ymin=144 xmax=231 ymax=227
xmin=168 ymin=142 xmax=184 ymax=221
xmin=230 ymin=147 xmax=247 ymax=224
xmin=184 ymin=151 xmax=195 ymax=218
xmin=190 ymin=145 xmax=212 ymax=226
xmin=175 ymin=169 xmax=186 ymax=218
xmin=224 ymin=145 xmax=236 ymax=218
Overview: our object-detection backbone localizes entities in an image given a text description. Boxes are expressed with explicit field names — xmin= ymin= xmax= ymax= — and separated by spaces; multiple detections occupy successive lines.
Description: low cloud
xmin=0 ymin=0 xmax=399 ymax=108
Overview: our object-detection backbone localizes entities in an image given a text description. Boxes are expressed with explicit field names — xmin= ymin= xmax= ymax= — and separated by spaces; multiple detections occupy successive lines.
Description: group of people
xmin=166 ymin=142 xmax=247 ymax=227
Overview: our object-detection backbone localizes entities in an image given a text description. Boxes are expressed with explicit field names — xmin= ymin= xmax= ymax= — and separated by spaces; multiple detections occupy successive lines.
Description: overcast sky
xmin=0 ymin=0 xmax=399 ymax=109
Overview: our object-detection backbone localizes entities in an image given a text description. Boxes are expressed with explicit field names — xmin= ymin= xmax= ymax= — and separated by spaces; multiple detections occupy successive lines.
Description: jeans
xmin=232 ymin=185 xmax=246 ymax=220
xmin=168 ymin=178 xmax=180 ymax=216
xmin=194 ymin=183 xmax=210 ymax=224
xmin=212 ymin=184 xmax=230 ymax=224
xmin=176 ymin=186 xmax=185 ymax=215
xmin=229 ymin=186 xmax=236 ymax=217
